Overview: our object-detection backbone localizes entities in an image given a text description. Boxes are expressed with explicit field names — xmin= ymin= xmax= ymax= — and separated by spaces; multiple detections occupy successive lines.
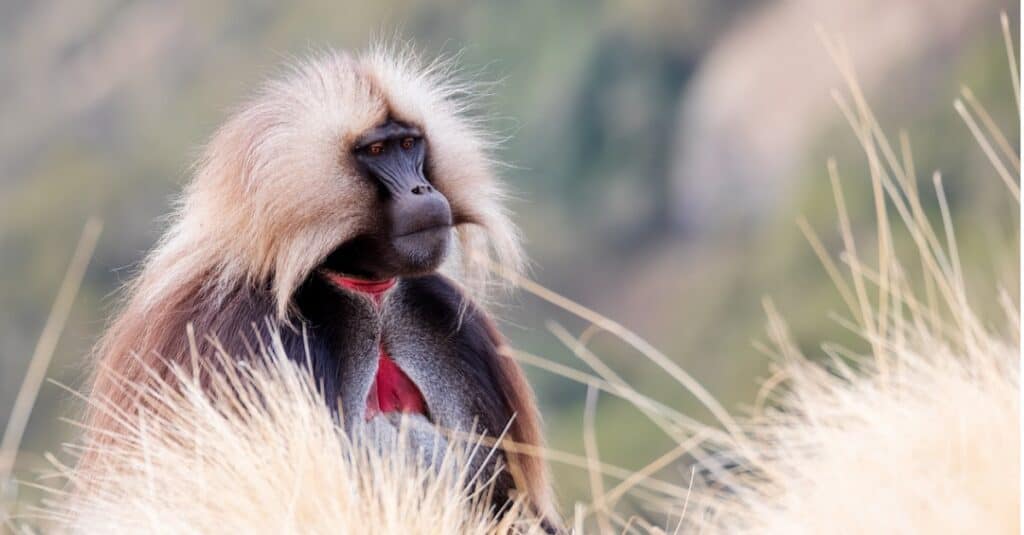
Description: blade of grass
xmin=1001 ymin=12 xmax=1020 ymax=114
xmin=582 ymin=386 xmax=612 ymax=535
xmin=960 ymin=86 xmax=1020 ymax=172
xmin=479 ymin=257 xmax=743 ymax=444
xmin=955 ymin=99 xmax=1020 ymax=201
xmin=0 ymin=219 xmax=102 ymax=487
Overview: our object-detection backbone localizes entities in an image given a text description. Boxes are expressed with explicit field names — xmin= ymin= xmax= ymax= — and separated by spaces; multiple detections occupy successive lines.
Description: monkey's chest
xmin=313 ymin=274 xmax=484 ymax=434
xmin=326 ymin=274 xmax=430 ymax=421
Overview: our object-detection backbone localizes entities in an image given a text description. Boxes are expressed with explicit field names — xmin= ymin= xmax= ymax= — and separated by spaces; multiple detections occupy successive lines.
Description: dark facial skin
xmin=321 ymin=120 xmax=452 ymax=279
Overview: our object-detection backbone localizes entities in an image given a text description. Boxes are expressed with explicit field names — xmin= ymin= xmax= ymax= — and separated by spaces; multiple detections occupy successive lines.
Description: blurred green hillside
xmin=0 ymin=0 xmax=1017 ymax=517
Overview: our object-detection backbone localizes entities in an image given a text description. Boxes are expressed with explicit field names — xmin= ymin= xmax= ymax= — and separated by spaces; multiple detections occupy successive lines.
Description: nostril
xmin=411 ymin=185 xmax=432 ymax=195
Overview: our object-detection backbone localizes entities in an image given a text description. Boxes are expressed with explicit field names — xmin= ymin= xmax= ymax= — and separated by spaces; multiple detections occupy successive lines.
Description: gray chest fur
xmin=330 ymin=281 xmax=498 ymax=481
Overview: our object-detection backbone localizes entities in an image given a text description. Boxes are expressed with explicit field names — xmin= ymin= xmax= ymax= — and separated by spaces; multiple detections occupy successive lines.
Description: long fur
xmin=81 ymin=46 xmax=548 ymax=511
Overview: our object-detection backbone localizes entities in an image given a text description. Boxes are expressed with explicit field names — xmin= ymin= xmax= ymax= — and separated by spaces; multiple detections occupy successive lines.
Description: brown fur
xmin=82 ymin=46 xmax=551 ymax=516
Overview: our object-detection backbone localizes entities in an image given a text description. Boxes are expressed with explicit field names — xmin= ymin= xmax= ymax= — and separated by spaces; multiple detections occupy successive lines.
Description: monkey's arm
xmin=390 ymin=275 xmax=556 ymax=526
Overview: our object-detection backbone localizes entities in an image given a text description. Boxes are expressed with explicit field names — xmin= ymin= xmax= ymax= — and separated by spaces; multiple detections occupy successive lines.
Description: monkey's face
xmin=319 ymin=119 xmax=453 ymax=280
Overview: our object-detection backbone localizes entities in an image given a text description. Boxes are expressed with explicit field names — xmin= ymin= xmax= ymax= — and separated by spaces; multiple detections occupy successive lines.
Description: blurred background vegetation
xmin=1 ymin=0 xmax=1018 ymax=517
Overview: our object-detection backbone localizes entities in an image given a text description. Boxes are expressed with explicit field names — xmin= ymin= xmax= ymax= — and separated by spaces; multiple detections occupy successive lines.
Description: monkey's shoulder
xmin=392 ymin=273 xmax=475 ymax=310
xmin=391 ymin=274 xmax=499 ymax=338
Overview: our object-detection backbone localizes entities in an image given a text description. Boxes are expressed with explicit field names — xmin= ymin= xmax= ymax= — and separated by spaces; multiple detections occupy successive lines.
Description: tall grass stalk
xmin=1 ymin=219 xmax=101 ymax=524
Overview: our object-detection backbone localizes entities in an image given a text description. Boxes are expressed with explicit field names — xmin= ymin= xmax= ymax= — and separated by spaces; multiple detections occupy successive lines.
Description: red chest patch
xmin=324 ymin=272 xmax=429 ymax=421
xmin=364 ymin=349 xmax=427 ymax=420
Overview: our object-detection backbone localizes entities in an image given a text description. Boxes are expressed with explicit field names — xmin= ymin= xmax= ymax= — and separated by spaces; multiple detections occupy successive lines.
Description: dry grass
xmin=0 ymin=220 xmax=101 ymax=486
xmin=695 ymin=304 xmax=1018 ymax=534
xmin=1 ymin=220 xmax=102 ymax=532
xmin=3 ymin=15 xmax=1019 ymax=535
xmin=679 ymin=25 xmax=1021 ymax=534
xmin=489 ymin=17 xmax=1021 ymax=535
xmin=28 ymin=334 xmax=545 ymax=534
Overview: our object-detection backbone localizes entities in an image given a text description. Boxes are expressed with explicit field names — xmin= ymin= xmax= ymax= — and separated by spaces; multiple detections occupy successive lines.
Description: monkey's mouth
xmin=389 ymin=223 xmax=452 ymax=272
xmin=391 ymin=223 xmax=451 ymax=239
xmin=316 ymin=225 xmax=452 ymax=280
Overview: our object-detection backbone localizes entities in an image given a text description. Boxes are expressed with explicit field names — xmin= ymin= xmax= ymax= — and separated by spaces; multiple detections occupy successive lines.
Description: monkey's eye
xmin=401 ymin=137 xmax=415 ymax=150
xmin=367 ymin=142 xmax=385 ymax=156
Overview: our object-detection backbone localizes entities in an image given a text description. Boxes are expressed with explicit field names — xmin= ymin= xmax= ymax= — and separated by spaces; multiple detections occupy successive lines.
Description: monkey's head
xmin=166 ymin=48 xmax=523 ymax=316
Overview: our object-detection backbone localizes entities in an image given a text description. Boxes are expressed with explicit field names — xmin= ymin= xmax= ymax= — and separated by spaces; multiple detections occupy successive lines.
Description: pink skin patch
xmin=364 ymin=351 xmax=427 ymax=420
xmin=324 ymin=273 xmax=428 ymax=421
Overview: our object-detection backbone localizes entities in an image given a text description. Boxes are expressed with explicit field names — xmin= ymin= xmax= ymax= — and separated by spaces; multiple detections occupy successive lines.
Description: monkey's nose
xmin=389 ymin=185 xmax=452 ymax=238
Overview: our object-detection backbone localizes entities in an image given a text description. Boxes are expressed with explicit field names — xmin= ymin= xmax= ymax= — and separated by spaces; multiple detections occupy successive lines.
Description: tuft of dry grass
xmin=29 ymin=332 xmax=546 ymax=534
xmin=695 ymin=306 xmax=1018 ymax=534
xmin=679 ymin=21 xmax=1021 ymax=535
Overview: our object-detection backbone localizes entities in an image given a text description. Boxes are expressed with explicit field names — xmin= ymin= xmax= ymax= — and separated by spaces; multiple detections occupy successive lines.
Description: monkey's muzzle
xmin=387 ymin=182 xmax=452 ymax=269
xmin=389 ymin=182 xmax=452 ymax=238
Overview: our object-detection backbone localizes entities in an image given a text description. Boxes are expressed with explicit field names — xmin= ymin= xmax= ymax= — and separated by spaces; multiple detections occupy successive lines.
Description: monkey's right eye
xmin=367 ymin=142 xmax=385 ymax=156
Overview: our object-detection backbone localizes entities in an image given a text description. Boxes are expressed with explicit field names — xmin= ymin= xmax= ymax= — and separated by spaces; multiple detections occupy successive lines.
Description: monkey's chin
xmin=316 ymin=226 xmax=452 ymax=280
xmin=390 ymin=226 xmax=451 ymax=275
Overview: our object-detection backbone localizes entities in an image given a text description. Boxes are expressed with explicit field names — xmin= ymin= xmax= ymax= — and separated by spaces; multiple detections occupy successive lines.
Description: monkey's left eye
xmin=367 ymin=142 xmax=385 ymax=155
xmin=401 ymin=137 xmax=415 ymax=150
